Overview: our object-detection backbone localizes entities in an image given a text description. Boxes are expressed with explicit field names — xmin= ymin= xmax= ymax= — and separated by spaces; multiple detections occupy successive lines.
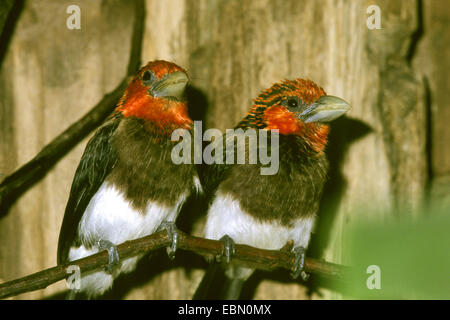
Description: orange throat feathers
xmin=263 ymin=105 xmax=330 ymax=153
xmin=117 ymin=83 xmax=192 ymax=135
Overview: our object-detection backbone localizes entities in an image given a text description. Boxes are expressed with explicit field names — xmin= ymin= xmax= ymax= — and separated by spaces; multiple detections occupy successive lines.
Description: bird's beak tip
xmin=300 ymin=95 xmax=351 ymax=123
xmin=153 ymin=71 xmax=189 ymax=100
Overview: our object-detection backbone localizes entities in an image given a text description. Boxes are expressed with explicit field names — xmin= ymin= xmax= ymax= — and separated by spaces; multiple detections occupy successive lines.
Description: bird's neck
xmin=117 ymin=93 xmax=192 ymax=136
xmin=238 ymin=110 xmax=330 ymax=154
xmin=297 ymin=123 xmax=329 ymax=154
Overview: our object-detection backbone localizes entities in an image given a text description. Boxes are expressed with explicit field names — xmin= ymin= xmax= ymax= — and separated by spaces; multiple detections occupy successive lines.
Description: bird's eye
xmin=287 ymin=98 xmax=298 ymax=109
xmin=142 ymin=70 xmax=155 ymax=85
xmin=143 ymin=71 xmax=151 ymax=81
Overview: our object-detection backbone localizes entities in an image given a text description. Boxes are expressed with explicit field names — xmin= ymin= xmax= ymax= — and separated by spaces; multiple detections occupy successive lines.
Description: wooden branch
xmin=0 ymin=0 xmax=146 ymax=215
xmin=0 ymin=0 xmax=25 ymax=68
xmin=127 ymin=0 xmax=146 ymax=76
xmin=0 ymin=78 xmax=127 ymax=214
xmin=0 ymin=231 xmax=350 ymax=299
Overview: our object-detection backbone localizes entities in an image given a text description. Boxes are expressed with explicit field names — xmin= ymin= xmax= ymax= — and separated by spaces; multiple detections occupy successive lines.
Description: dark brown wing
xmin=57 ymin=114 xmax=121 ymax=265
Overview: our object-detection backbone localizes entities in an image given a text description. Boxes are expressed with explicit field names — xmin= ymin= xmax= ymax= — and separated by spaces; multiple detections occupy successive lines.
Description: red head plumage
xmin=237 ymin=79 xmax=330 ymax=153
xmin=117 ymin=60 xmax=192 ymax=135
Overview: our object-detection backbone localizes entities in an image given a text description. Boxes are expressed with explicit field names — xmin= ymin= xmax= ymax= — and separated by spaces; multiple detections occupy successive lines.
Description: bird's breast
xmin=204 ymin=192 xmax=315 ymax=250
xmin=108 ymin=117 xmax=198 ymax=211
xmin=76 ymin=181 xmax=187 ymax=248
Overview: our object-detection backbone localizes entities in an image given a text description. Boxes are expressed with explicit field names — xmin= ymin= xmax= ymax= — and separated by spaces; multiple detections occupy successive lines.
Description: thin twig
xmin=0 ymin=0 xmax=146 ymax=215
xmin=0 ymin=230 xmax=350 ymax=299
xmin=0 ymin=78 xmax=127 ymax=214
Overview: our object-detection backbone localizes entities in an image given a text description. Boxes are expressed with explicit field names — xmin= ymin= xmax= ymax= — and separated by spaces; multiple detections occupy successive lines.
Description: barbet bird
xmin=57 ymin=60 xmax=201 ymax=298
xmin=194 ymin=78 xmax=350 ymax=299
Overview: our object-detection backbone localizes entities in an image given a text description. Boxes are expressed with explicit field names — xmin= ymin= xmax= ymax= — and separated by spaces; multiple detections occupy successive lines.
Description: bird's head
xmin=117 ymin=60 xmax=192 ymax=134
xmin=238 ymin=79 xmax=351 ymax=153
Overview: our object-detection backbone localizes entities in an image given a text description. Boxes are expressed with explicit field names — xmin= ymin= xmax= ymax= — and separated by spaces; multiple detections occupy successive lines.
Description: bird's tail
xmin=193 ymin=264 xmax=245 ymax=300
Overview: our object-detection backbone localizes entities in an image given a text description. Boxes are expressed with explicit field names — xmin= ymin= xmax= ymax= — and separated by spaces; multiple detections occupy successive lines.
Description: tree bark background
xmin=0 ymin=0 xmax=447 ymax=299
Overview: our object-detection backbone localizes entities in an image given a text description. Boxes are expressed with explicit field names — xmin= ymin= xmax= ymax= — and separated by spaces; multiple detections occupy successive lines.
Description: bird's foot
xmin=158 ymin=221 xmax=178 ymax=260
xmin=65 ymin=289 xmax=78 ymax=300
xmin=218 ymin=235 xmax=235 ymax=264
xmin=291 ymin=246 xmax=310 ymax=281
xmin=97 ymin=239 xmax=120 ymax=274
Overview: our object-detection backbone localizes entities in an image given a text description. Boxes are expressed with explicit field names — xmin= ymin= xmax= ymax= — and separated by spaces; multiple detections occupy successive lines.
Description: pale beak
xmin=299 ymin=95 xmax=351 ymax=123
xmin=151 ymin=71 xmax=189 ymax=100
